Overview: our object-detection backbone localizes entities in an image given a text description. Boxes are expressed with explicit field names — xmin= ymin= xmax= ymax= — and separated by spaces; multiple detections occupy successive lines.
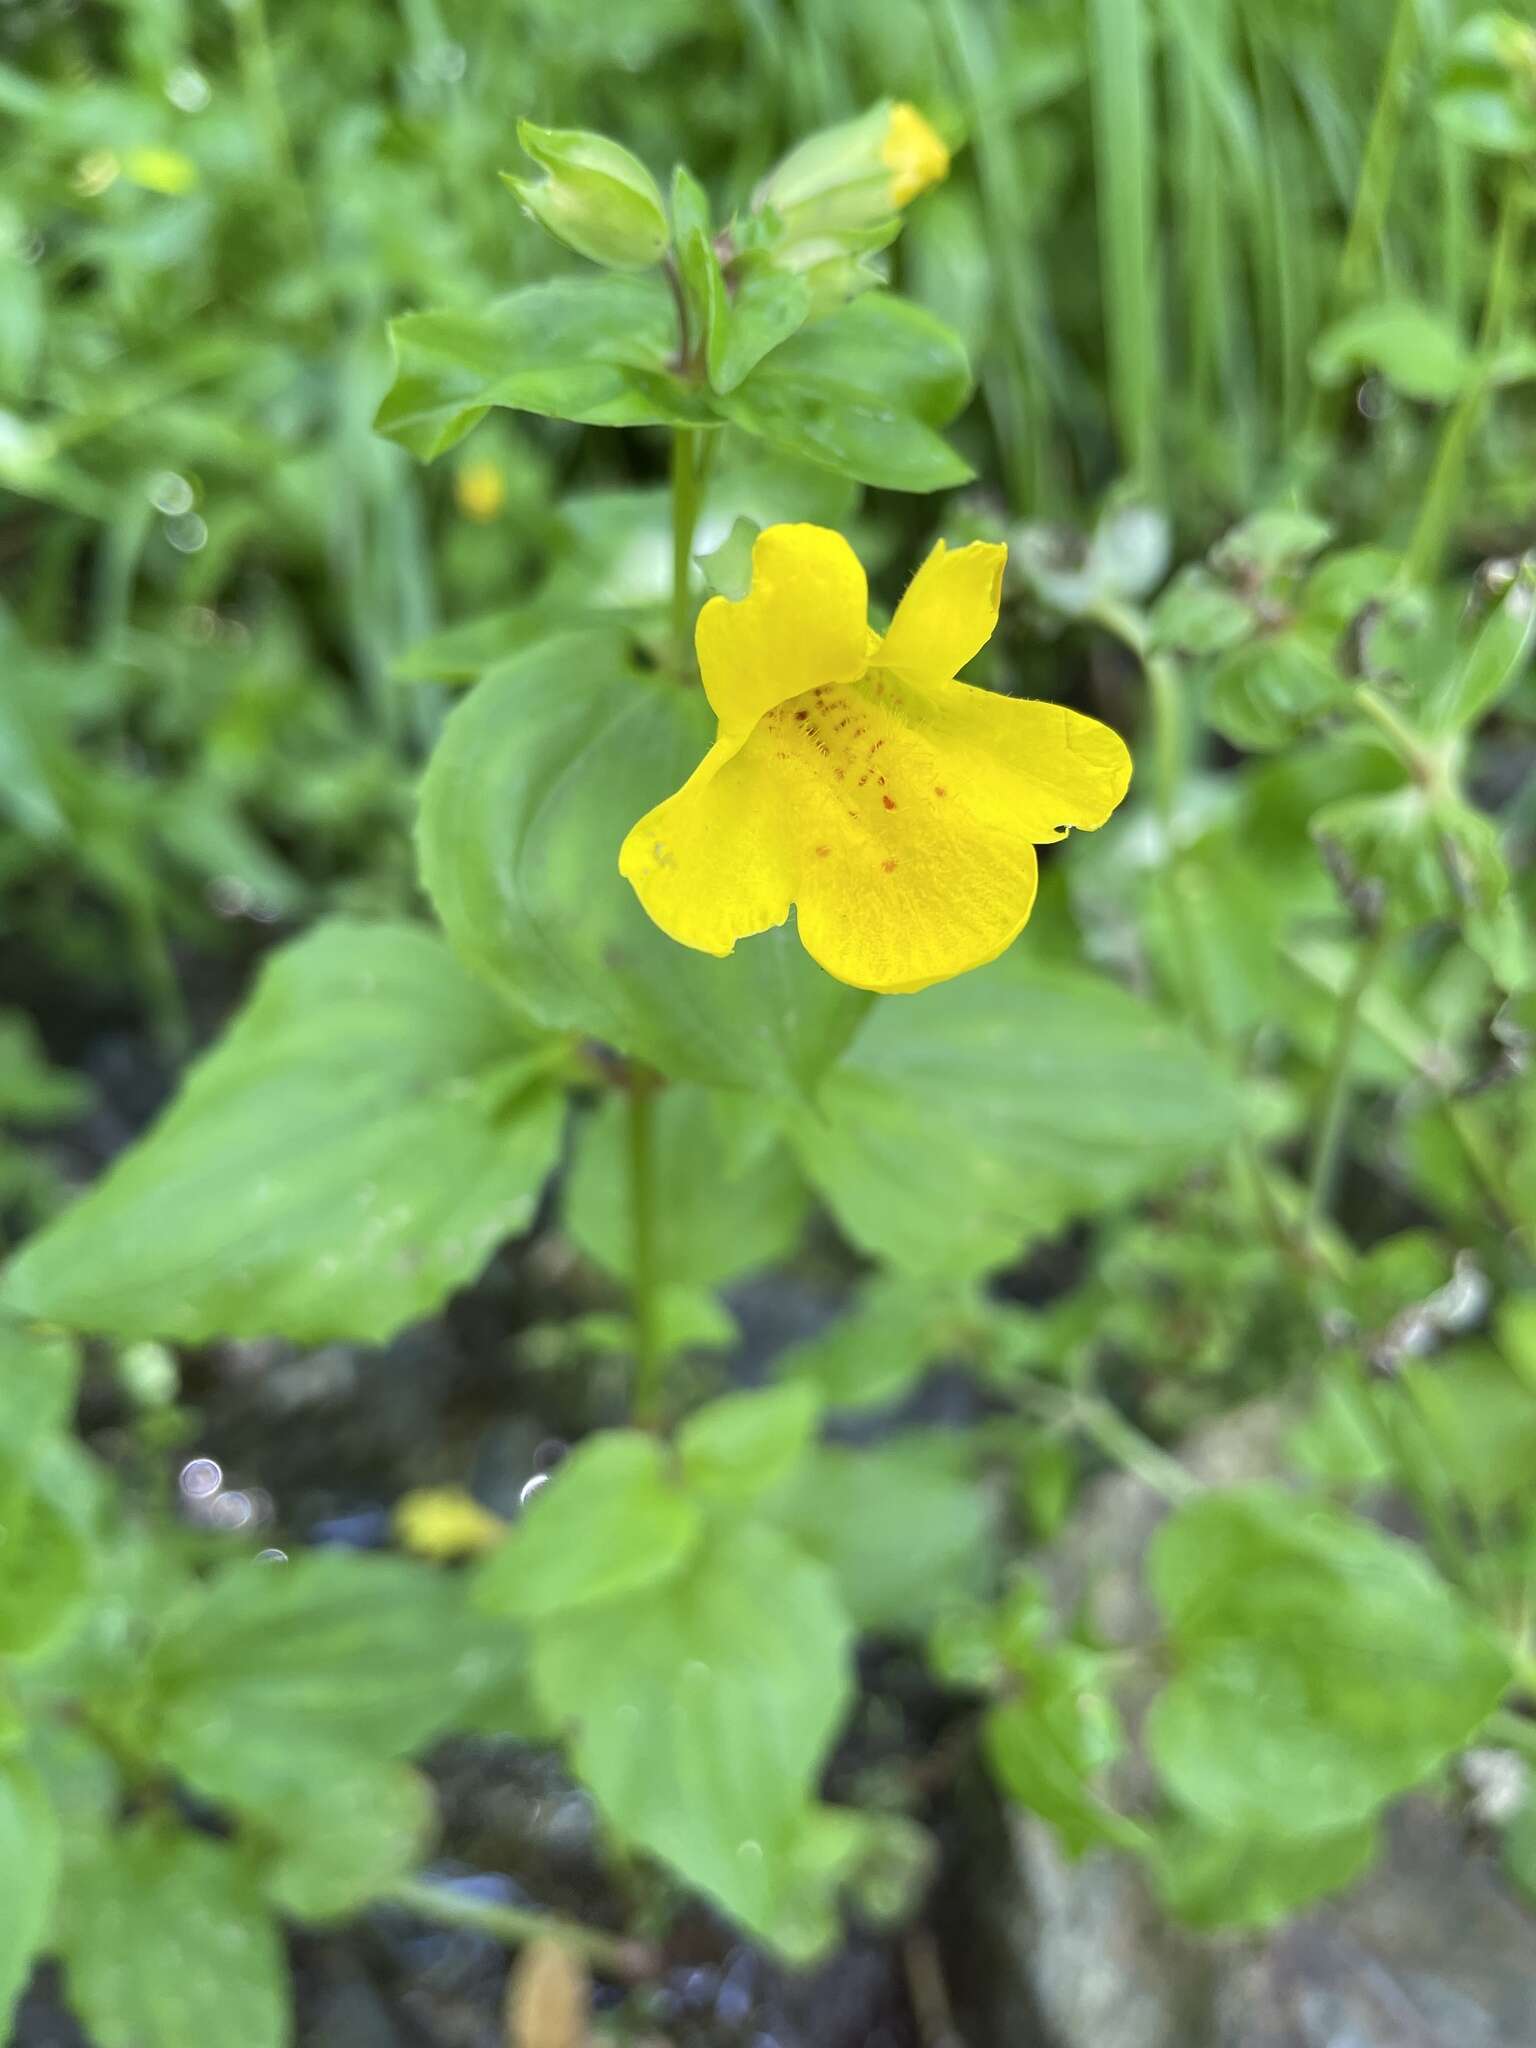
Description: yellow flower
xmin=882 ymin=104 xmax=949 ymax=208
xmin=394 ymin=1485 xmax=506 ymax=1560
xmin=620 ymin=524 xmax=1132 ymax=995
xmin=455 ymin=458 xmax=507 ymax=522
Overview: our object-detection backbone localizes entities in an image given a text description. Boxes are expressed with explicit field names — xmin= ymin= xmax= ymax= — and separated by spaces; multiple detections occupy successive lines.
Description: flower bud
xmin=754 ymin=101 xmax=950 ymax=241
xmin=505 ymin=120 xmax=670 ymax=271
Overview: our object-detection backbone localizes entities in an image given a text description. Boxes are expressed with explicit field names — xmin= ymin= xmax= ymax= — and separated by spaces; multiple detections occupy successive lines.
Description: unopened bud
xmin=505 ymin=120 xmax=669 ymax=271
xmin=755 ymin=100 xmax=949 ymax=242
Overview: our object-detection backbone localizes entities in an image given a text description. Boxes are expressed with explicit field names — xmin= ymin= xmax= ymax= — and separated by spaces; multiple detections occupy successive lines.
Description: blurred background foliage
xmin=6 ymin=0 xmax=1536 ymax=2043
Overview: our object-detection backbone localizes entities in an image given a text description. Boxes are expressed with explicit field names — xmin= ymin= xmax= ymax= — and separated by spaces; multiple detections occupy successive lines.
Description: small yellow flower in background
xmin=122 ymin=147 xmax=198 ymax=195
xmin=621 ymin=524 xmax=1132 ymax=996
xmin=394 ymin=1484 xmax=506 ymax=1560
xmin=454 ymin=457 xmax=508 ymax=522
xmin=881 ymin=104 xmax=949 ymax=208
xmin=754 ymin=100 xmax=948 ymax=242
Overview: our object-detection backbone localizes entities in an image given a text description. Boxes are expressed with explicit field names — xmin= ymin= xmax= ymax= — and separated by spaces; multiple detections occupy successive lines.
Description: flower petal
xmin=876 ymin=538 xmax=1006 ymax=682
xmin=619 ymin=736 xmax=796 ymax=957
xmin=796 ymin=792 xmax=1039 ymax=994
xmin=696 ymin=523 xmax=870 ymax=741
xmin=923 ymin=681 xmax=1133 ymax=843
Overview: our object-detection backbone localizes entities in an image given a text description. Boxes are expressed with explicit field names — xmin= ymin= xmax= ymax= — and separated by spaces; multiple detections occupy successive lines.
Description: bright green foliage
xmin=477 ymin=1433 xmax=701 ymax=1621
xmin=3 ymin=923 xmax=566 ymax=1344
xmin=380 ymin=286 xmax=972 ymax=492
xmin=986 ymin=1653 xmax=1136 ymax=1857
xmin=0 ymin=1758 xmax=59 ymax=2034
xmin=59 ymin=1822 xmax=287 ymax=2048
xmin=417 ymin=631 xmax=868 ymax=1093
xmin=143 ymin=1551 xmax=526 ymax=1775
xmin=790 ymin=954 xmax=1238 ymax=1274
xmin=1146 ymin=1487 xmax=1509 ymax=1840
xmin=1147 ymin=1820 xmax=1380 ymax=1932
xmin=247 ymin=1755 xmax=435 ymax=1923
xmin=476 ymin=1394 xmax=862 ymax=1956
xmin=1310 ymin=302 xmax=1472 ymax=404
xmin=771 ymin=1436 xmax=994 ymax=1632
xmin=567 ymin=1085 xmax=807 ymax=1289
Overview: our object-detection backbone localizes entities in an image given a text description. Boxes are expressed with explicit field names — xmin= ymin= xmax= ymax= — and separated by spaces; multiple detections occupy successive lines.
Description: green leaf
xmin=0 ymin=1012 xmax=90 ymax=1124
xmin=779 ymin=1275 xmax=974 ymax=1411
xmin=709 ymin=267 xmax=814 ymax=394
xmin=720 ymin=293 xmax=973 ymax=491
xmin=0 ymin=1458 xmax=91 ymax=1658
xmin=1205 ymin=633 xmax=1344 ymax=750
xmin=531 ymin=1516 xmax=853 ymax=1955
xmin=476 ymin=1432 xmax=701 ymax=1621
xmin=3 ymin=922 xmax=565 ymax=1346
xmin=771 ymin=1436 xmax=992 ymax=1633
xmin=1210 ymin=508 xmax=1333 ymax=578
xmin=146 ymin=1551 xmax=526 ymax=1778
xmin=566 ymin=1085 xmax=807 ymax=1289
xmin=1148 ymin=565 xmax=1252 ymax=656
xmin=1434 ymin=13 xmax=1536 ymax=156
xmin=677 ymin=1383 xmax=822 ymax=1506
xmin=985 ymin=1650 xmax=1137 ymax=1856
xmin=1311 ymin=785 xmax=1507 ymax=927
xmin=1310 ymin=302 xmax=1472 ymax=404
xmin=0 ymin=1313 xmax=79 ymax=1454
xmin=1148 ymin=1817 xmax=1378 ymax=1931
xmin=60 ymin=1821 xmax=287 ymax=2048
xmin=0 ymin=1757 xmax=58 ymax=2033
xmin=695 ymin=514 xmax=760 ymax=600
xmin=1401 ymin=1345 xmax=1536 ymax=1515
xmin=1146 ymin=1486 xmax=1509 ymax=1840
xmin=250 ymin=1752 xmax=435 ymax=1922
xmin=375 ymin=276 xmax=703 ymax=460
xmin=417 ymin=630 xmax=868 ymax=1094
xmin=1425 ymin=560 xmax=1536 ymax=734
xmin=790 ymin=954 xmax=1237 ymax=1277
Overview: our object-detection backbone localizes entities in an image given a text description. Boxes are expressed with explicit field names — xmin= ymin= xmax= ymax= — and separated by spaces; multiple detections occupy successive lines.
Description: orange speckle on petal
xmin=882 ymin=859 xmax=897 ymax=873
xmin=815 ymin=844 xmax=831 ymax=857
xmin=882 ymin=793 xmax=897 ymax=810
xmin=934 ymin=784 xmax=947 ymax=797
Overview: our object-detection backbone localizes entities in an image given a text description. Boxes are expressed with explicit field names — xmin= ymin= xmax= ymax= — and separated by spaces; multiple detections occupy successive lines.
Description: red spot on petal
xmin=934 ymin=785 xmax=947 ymax=797
xmin=882 ymin=859 xmax=897 ymax=873
xmin=882 ymin=793 xmax=897 ymax=810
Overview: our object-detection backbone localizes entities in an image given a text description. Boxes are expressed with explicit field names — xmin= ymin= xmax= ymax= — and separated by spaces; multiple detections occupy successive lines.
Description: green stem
xmin=1307 ymin=921 xmax=1389 ymax=1227
xmin=1336 ymin=0 xmax=1421 ymax=306
xmin=1404 ymin=168 xmax=1524 ymax=586
xmin=1145 ymin=653 xmax=1219 ymax=1047
xmin=627 ymin=1073 xmax=665 ymax=1425
xmin=385 ymin=1878 xmax=655 ymax=1979
xmin=1069 ymin=1394 xmax=1200 ymax=1501
xmin=1354 ymin=682 xmax=1441 ymax=786
xmin=670 ymin=427 xmax=703 ymax=670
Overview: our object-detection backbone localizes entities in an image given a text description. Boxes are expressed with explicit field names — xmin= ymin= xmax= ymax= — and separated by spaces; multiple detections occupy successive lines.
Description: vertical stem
xmin=627 ymin=1073 xmax=665 ymax=1425
xmin=1404 ymin=168 xmax=1524 ymax=586
xmin=1335 ymin=0 xmax=1421 ymax=306
xmin=1145 ymin=653 xmax=1218 ymax=1046
xmin=1086 ymin=0 xmax=1162 ymax=493
xmin=1307 ymin=920 xmax=1388 ymax=1226
xmin=670 ymin=428 xmax=702 ymax=669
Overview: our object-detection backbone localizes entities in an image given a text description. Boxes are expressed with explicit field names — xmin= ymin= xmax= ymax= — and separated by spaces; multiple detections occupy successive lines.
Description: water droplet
xmin=165 ymin=511 xmax=207 ymax=553
xmin=148 ymin=469 xmax=193 ymax=515
xmin=179 ymin=1456 xmax=222 ymax=1500
xmin=164 ymin=64 xmax=210 ymax=111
